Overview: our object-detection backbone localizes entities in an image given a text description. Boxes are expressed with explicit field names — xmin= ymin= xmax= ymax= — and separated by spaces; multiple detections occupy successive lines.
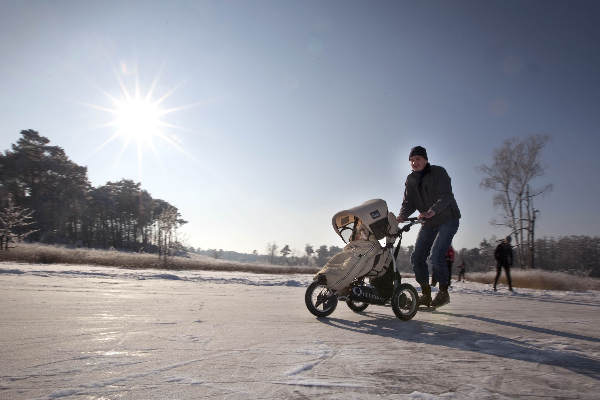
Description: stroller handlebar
xmin=384 ymin=218 xmax=423 ymax=249
xmin=397 ymin=218 xmax=423 ymax=233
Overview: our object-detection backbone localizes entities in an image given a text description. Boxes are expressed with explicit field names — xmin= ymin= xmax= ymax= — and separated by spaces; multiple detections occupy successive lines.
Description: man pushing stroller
xmin=397 ymin=146 xmax=461 ymax=309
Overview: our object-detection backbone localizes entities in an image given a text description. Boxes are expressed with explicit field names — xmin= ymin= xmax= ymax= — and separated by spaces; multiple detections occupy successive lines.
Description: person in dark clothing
xmin=457 ymin=260 xmax=466 ymax=282
xmin=494 ymin=235 xmax=514 ymax=291
xmin=397 ymin=146 xmax=461 ymax=308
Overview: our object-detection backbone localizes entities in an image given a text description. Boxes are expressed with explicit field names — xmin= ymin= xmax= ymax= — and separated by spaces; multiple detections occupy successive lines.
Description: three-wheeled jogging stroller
xmin=304 ymin=199 xmax=421 ymax=320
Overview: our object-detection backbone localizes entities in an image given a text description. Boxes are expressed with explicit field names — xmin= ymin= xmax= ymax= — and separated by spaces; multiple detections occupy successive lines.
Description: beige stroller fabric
xmin=318 ymin=239 xmax=387 ymax=294
xmin=319 ymin=199 xmax=399 ymax=294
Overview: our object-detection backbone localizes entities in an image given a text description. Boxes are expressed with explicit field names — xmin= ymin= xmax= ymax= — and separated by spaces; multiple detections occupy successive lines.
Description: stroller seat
xmin=317 ymin=199 xmax=399 ymax=294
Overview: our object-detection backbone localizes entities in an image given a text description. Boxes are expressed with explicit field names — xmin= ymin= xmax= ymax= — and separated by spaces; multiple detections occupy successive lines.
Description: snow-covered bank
xmin=0 ymin=243 xmax=319 ymax=275
xmin=0 ymin=261 xmax=311 ymax=288
xmin=1 ymin=262 xmax=599 ymax=399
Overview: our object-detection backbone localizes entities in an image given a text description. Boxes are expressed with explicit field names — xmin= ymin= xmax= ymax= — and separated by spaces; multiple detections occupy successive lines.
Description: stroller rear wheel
xmin=346 ymin=298 xmax=369 ymax=313
xmin=391 ymin=283 xmax=418 ymax=321
xmin=305 ymin=281 xmax=338 ymax=317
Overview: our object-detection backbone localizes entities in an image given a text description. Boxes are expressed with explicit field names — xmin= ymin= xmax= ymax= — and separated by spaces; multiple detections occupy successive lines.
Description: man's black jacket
xmin=399 ymin=163 xmax=461 ymax=227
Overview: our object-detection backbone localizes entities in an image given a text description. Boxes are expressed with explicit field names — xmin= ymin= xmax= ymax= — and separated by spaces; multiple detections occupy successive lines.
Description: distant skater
xmin=457 ymin=261 xmax=466 ymax=282
xmin=494 ymin=236 xmax=514 ymax=291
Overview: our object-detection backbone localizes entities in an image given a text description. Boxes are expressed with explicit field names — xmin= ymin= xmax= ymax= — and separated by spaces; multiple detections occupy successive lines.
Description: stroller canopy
xmin=332 ymin=199 xmax=395 ymax=243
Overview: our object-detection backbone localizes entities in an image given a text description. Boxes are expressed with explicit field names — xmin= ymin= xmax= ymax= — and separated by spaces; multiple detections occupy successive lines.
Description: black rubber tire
xmin=391 ymin=283 xmax=419 ymax=321
xmin=305 ymin=281 xmax=338 ymax=317
xmin=346 ymin=299 xmax=369 ymax=313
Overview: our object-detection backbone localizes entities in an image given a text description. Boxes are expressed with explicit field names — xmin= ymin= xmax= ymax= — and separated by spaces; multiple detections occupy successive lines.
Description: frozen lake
xmin=1 ymin=262 xmax=599 ymax=399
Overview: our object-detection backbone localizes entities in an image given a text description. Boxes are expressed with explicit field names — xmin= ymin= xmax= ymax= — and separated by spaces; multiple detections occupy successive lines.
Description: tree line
xmin=3 ymin=131 xmax=598 ymax=277
xmin=192 ymin=235 xmax=599 ymax=277
xmin=0 ymin=130 xmax=186 ymax=257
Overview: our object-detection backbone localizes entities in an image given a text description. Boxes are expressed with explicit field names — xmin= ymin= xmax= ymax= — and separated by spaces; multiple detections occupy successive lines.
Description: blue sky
xmin=1 ymin=0 xmax=599 ymax=255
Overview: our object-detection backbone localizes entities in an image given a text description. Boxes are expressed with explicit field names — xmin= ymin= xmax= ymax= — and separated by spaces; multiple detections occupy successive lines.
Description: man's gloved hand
xmin=418 ymin=209 xmax=436 ymax=219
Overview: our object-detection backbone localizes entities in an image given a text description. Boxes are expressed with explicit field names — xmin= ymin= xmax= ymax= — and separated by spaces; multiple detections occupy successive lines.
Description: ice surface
xmin=1 ymin=261 xmax=599 ymax=399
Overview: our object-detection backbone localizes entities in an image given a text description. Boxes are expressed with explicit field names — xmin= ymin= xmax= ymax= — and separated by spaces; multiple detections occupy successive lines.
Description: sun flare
xmin=87 ymin=66 xmax=194 ymax=175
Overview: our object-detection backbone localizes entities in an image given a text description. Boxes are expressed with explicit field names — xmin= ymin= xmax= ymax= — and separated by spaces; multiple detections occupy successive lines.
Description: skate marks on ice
xmin=435 ymin=311 xmax=600 ymax=343
xmin=284 ymin=343 xmax=335 ymax=377
xmin=275 ymin=342 xmax=373 ymax=390
xmin=318 ymin=313 xmax=600 ymax=380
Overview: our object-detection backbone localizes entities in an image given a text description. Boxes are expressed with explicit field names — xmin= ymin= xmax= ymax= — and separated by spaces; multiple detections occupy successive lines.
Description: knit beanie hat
xmin=409 ymin=146 xmax=428 ymax=160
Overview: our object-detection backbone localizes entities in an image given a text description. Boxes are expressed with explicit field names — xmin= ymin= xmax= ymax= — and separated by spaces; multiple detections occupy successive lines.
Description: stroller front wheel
xmin=305 ymin=281 xmax=338 ymax=317
xmin=391 ymin=283 xmax=419 ymax=321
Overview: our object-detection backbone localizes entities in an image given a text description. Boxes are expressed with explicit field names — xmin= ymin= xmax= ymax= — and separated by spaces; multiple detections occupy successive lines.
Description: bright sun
xmin=113 ymin=96 xmax=165 ymax=144
xmin=88 ymin=67 xmax=192 ymax=172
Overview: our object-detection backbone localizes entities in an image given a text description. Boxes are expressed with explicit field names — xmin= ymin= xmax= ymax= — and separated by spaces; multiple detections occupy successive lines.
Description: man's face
xmin=409 ymin=155 xmax=427 ymax=172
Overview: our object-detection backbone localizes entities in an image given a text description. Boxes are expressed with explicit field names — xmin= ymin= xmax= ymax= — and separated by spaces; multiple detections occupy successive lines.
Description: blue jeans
xmin=411 ymin=219 xmax=459 ymax=287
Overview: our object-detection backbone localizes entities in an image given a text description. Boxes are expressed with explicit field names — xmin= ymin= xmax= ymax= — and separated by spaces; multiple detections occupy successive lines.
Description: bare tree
xmin=266 ymin=242 xmax=278 ymax=264
xmin=479 ymin=135 xmax=552 ymax=267
xmin=304 ymin=244 xmax=314 ymax=265
xmin=0 ymin=194 xmax=38 ymax=250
